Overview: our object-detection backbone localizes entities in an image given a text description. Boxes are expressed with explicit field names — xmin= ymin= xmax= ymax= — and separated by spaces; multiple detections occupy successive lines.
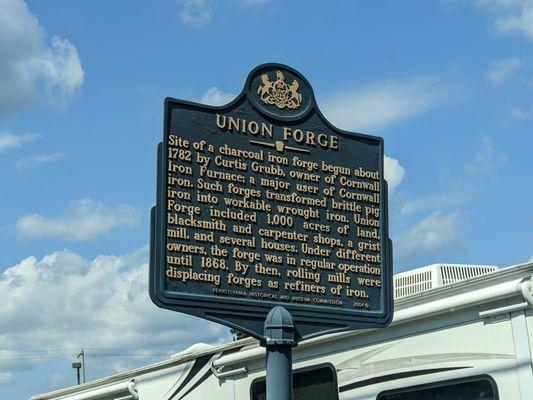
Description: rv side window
xmin=250 ymin=364 xmax=338 ymax=400
xmin=377 ymin=376 xmax=498 ymax=400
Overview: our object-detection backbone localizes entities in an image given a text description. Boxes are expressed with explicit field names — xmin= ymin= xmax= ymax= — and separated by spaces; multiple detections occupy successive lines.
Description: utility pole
xmin=77 ymin=350 xmax=86 ymax=383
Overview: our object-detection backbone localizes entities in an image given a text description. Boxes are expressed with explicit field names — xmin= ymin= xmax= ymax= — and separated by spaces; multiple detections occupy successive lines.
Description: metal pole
xmin=263 ymin=306 xmax=296 ymax=400
xmin=81 ymin=350 xmax=86 ymax=383
xmin=78 ymin=350 xmax=86 ymax=383
xmin=266 ymin=344 xmax=292 ymax=400
xmin=72 ymin=362 xmax=82 ymax=385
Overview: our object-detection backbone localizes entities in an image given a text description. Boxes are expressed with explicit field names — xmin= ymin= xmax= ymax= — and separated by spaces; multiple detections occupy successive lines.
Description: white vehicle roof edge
xmin=28 ymin=340 xmax=243 ymax=400
xmin=31 ymin=261 xmax=533 ymax=399
xmin=213 ymin=267 xmax=533 ymax=369
xmin=30 ymin=380 xmax=137 ymax=400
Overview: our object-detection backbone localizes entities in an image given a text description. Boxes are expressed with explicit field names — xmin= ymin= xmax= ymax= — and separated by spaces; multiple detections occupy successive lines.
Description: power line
xmin=1 ymin=319 xmax=205 ymax=335
xmin=0 ymin=345 xmax=180 ymax=354
xmin=0 ymin=345 xmax=185 ymax=362
xmin=0 ymin=352 xmax=175 ymax=362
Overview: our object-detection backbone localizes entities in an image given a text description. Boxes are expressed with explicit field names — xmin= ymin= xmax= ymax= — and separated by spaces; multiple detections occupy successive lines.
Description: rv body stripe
xmin=338 ymin=366 xmax=471 ymax=392
xmin=176 ymin=369 xmax=213 ymax=400
xmin=169 ymin=345 xmax=246 ymax=400
xmin=167 ymin=354 xmax=213 ymax=400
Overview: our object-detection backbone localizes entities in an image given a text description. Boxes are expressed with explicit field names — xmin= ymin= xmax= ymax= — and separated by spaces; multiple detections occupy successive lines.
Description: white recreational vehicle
xmin=31 ymin=262 xmax=533 ymax=400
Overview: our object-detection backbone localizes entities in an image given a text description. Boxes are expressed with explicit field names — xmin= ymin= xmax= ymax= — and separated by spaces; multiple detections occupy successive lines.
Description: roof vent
xmin=393 ymin=264 xmax=498 ymax=299
xmin=171 ymin=343 xmax=214 ymax=359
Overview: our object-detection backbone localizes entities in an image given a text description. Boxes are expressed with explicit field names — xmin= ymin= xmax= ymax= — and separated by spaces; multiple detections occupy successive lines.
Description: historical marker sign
xmin=150 ymin=64 xmax=393 ymax=341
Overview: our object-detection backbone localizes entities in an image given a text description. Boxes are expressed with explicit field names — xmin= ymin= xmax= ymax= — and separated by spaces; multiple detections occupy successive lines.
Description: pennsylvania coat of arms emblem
xmin=257 ymin=70 xmax=302 ymax=110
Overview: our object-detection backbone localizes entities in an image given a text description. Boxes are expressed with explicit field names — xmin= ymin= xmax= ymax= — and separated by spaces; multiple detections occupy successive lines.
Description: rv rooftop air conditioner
xmin=393 ymin=263 xmax=498 ymax=299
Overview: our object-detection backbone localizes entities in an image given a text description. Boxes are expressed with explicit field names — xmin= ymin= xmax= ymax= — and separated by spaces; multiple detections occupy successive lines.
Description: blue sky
xmin=0 ymin=0 xmax=532 ymax=398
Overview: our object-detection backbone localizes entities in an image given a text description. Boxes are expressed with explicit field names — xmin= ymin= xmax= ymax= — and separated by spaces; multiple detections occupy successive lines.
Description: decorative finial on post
xmin=264 ymin=306 xmax=296 ymax=346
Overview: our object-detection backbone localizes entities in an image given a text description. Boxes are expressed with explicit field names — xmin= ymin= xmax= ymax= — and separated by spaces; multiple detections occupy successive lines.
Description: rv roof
xmin=30 ymin=261 xmax=533 ymax=400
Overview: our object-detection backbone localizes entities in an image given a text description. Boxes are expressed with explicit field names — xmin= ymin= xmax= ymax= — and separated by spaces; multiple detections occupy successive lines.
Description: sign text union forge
xmin=150 ymin=64 xmax=393 ymax=341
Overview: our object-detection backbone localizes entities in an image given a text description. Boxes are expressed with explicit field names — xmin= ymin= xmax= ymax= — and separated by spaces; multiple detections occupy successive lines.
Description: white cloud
xmin=486 ymin=57 xmax=523 ymax=84
xmin=0 ymin=372 xmax=14 ymax=384
xmin=466 ymin=133 xmax=506 ymax=174
xmin=0 ymin=247 xmax=229 ymax=387
xmin=15 ymin=152 xmax=62 ymax=170
xmin=394 ymin=211 xmax=465 ymax=266
xmin=0 ymin=0 xmax=84 ymax=115
xmin=38 ymin=36 xmax=84 ymax=106
xmin=476 ymin=0 xmax=533 ymax=41
xmin=178 ymin=0 xmax=215 ymax=29
xmin=401 ymin=191 xmax=472 ymax=215
xmin=322 ymin=77 xmax=446 ymax=132
xmin=199 ymin=86 xmax=237 ymax=106
xmin=384 ymin=155 xmax=406 ymax=194
xmin=176 ymin=0 xmax=270 ymax=28
xmin=509 ymin=104 xmax=533 ymax=119
xmin=0 ymin=131 xmax=40 ymax=152
xmin=16 ymin=199 xmax=141 ymax=241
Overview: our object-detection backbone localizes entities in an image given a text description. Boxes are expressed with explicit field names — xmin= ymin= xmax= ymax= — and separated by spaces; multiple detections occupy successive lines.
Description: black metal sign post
xmin=150 ymin=63 xmax=393 ymax=400
xmin=264 ymin=306 xmax=295 ymax=400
